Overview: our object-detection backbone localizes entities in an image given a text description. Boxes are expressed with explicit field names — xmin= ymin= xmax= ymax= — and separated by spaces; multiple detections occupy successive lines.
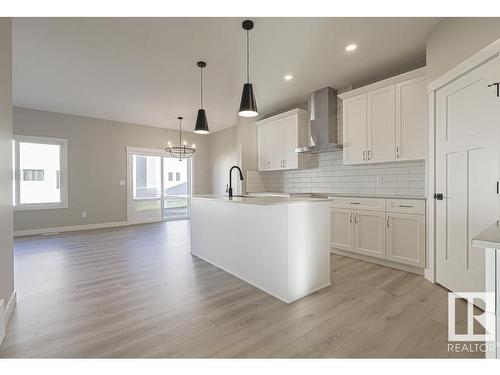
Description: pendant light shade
xmin=194 ymin=61 xmax=210 ymax=134
xmin=238 ymin=20 xmax=258 ymax=118
xmin=195 ymin=109 xmax=209 ymax=134
xmin=239 ymin=83 xmax=258 ymax=117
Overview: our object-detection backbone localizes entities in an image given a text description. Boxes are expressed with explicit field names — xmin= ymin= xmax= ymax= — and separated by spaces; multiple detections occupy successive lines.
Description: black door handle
xmin=434 ymin=193 xmax=444 ymax=200
xmin=488 ymin=82 xmax=500 ymax=97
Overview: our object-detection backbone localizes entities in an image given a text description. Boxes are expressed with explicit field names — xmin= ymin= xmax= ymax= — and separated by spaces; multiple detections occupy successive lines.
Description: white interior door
xmin=435 ymin=56 xmax=500 ymax=294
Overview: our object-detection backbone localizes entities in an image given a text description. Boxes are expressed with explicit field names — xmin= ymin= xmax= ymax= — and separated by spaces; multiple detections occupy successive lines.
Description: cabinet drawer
xmin=329 ymin=196 xmax=385 ymax=212
xmin=386 ymin=199 xmax=425 ymax=215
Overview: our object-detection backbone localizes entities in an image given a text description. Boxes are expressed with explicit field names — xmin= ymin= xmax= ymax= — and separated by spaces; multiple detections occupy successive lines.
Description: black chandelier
xmin=165 ymin=116 xmax=196 ymax=161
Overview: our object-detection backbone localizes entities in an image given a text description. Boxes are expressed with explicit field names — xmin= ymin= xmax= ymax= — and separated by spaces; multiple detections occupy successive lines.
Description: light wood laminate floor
xmin=0 ymin=221 xmax=484 ymax=358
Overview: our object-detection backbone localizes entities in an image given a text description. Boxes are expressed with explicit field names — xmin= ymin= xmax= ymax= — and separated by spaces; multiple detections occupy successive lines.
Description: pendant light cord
xmin=246 ymin=29 xmax=250 ymax=83
xmin=200 ymin=66 xmax=204 ymax=109
xmin=179 ymin=118 xmax=182 ymax=146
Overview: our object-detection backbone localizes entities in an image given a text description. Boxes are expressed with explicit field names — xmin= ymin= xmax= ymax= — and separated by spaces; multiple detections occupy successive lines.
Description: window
xmin=176 ymin=172 xmax=180 ymax=181
xmin=13 ymin=136 xmax=68 ymax=210
xmin=23 ymin=169 xmax=45 ymax=181
xmin=168 ymin=172 xmax=173 ymax=181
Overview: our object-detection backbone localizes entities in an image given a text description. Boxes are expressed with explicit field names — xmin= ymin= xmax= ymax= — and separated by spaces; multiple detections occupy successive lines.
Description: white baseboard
xmin=14 ymin=221 xmax=129 ymax=237
xmin=331 ymin=248 xmax=424 ymax=275
xmin=0 ymin=290 xmax=16 ymax=346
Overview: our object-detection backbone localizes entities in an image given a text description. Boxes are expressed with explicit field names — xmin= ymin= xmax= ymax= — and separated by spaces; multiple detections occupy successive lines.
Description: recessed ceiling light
xmin=345 ymin=44 xmax=357 ymax=52
xmin=284 ymin=74 xmax=293 ymax=81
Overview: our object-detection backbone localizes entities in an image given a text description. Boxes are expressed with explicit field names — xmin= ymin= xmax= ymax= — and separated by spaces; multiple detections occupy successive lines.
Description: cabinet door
xmin=353 ymin=210 xmax=386 ymax=259
xmin=283 ymin=114 xmax=299 ymax=169
xmin=330 ymin=208 xmax=354 ymax=252
xmin=367 ymin=85 xmax=396 ymax=163
xmin=395 ymin=76 xmax=427 ymax=161
xmin=257 ymin=124 xmax=269 ymax=171
xmin=268 ymin=119 xmax=285 ymax=170
xmin=343 ymin=94 xmax=367 ymax=165
xmin=386 ymin=213 xmax=425 ymax=267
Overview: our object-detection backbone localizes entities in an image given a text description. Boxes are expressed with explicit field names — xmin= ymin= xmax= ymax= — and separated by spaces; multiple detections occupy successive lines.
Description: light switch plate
xmin=81 ymin=211 xmax=87 ymax=218
xmin=119 ymin=180 xmax=126 ymax=186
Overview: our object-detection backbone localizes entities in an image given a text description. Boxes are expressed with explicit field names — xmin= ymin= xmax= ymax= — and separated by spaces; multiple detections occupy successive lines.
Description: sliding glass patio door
xmin=127 ymin=147 xmax=192 ymax=223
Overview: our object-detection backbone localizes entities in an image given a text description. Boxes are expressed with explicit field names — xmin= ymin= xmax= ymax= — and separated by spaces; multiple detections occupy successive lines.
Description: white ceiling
xmin=12 ymin=17 xmax=440 ymax=133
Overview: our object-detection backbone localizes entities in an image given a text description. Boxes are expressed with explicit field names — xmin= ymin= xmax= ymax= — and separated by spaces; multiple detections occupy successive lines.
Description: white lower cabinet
xmin=354 ymin=210 xmax=386 ymax=259
xmin=386 ymin=213 xmax=425 ymax=268
xmin=330 ymin=208 xmax=354 ymax=252
xmin=330 ymin=197 xmax=426 ymax=270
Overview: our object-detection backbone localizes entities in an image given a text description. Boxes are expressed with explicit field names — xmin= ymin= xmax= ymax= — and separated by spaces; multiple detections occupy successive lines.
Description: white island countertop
xmin=191 ymin=194 xmax=330 ymax=206
xmin=472 ymin=220 xmax=500 ymax=249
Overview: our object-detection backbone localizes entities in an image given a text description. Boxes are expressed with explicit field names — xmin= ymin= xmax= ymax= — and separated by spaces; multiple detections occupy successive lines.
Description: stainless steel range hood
xmin=295 ymin=87 xmax=342 ymax=153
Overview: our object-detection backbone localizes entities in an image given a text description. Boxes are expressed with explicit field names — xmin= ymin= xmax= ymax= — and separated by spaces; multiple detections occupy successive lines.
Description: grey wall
xmin=207 ymin=126 xmax=238 ymax=195
xmin=13 ymin=107 xmax=211 ymax=231
xmin=426 ymin=18 xmax=500 ymax=82
xmin=0 ymin=18 xmax=14 ymax=306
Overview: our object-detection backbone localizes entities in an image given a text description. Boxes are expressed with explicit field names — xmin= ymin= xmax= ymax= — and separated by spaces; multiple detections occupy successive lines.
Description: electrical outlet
xmin=81 ymin=211 xmax=87 ymax=218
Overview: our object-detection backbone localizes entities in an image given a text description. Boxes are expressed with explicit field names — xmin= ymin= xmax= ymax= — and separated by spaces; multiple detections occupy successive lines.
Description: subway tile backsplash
xmin=246 ymin=150 xmax=425 ymax=197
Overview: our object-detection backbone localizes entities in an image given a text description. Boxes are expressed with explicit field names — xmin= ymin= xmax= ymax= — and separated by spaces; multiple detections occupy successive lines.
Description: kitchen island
xmin=190 ymin=195 xmax=331 ymax=303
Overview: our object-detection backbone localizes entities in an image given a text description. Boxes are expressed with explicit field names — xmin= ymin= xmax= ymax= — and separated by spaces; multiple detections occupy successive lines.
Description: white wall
xmin=13 ymin=107 xmax=211 ymax=231
xmin=0 ymin=18 xmax=14 ymax=313
xmin=207 ymin=126 xmax=238 ymax=195
xmin=426 ymin=18 xmax=500 ymax=82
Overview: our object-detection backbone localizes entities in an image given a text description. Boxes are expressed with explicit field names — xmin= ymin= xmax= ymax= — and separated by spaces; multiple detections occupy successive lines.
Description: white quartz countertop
xmin=472 ymin=220 xmax=500 ymax=249
xmin=191 ymin=195 xmax=330 ymax=206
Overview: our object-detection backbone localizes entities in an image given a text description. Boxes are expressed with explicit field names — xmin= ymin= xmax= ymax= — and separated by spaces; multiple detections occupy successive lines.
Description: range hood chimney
xmin=295 ymin=87 xmax=342 ymax=153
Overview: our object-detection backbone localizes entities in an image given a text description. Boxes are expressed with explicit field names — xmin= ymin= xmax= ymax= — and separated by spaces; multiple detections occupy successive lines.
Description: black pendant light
xmin=238 ymin=19 xmax=258 ymax=118
xmin=194 ymin=61 xmax=210 ymax=134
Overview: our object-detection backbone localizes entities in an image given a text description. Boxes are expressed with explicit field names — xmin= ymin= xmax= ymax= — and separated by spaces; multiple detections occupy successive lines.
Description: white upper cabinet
xmin=395 ymin=76 xmax=428 ymax=161
xmin=257 ymin=109 xmax=309 ymax=171
xmin=340 ymin=67 xmax=427 ymax=165
xmin=342 ymin=94 xmax=367 ymax=164
xmin=367 ymin=85 xmax=396 ymax=163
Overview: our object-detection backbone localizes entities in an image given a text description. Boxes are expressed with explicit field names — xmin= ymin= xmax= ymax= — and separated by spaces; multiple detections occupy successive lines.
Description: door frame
xmin=126 ymin=146 xmax=194 ymax=224
xmin=425 ymin=37 xmax=500 ymax=283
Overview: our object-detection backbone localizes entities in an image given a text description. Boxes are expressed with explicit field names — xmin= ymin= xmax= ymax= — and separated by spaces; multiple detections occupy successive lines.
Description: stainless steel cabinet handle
xmin=349 ymin=212 xmax=353 ymax=223
xmin=386 ymin=216 xmax=390 ymax=227
xmin=354 ymin=213 xmax=358 ymax=223
xmin=396 ymin=146 xmax=400 ymax=159
xmin=350 ymin=202 xmax=361 ymax=205
xmin=362 ymin=150 xmax=366 ymax=161
xmin=367 ymin=150 xmax=371 ymax=160
xmin=398 ymin=204 xmax=413 ymax=208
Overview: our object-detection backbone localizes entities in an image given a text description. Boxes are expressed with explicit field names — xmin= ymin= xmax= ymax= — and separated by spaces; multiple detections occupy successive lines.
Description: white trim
xmin=428 ymin=38 xmax=500 ymax=92
xmin=4 ymin=290 xmax=16 ymax=326
xmin=255 ymin=108 xmax=305 ymax=127
xmin=426 ymin=36 xmax=500 ymax=284
xmin=424 ymin=90 xmax=436 ymax=282
xmin=338 ymin=67 xmax=426 ymax=100
xmin=14 ymin=221 xmax=128 ymax=237
xmin=1 ymin=290 xmax=17 ymax=346
xmin=13 ymin=135 xmax=69 ymax=211
xmin=331 ymin=248 xmax=424 ymax=275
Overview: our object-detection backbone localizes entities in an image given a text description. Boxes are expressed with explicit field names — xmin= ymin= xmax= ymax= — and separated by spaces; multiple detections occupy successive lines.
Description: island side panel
xmin=287 ymin=201 xmax=331 ymax=302
xmin=190 ymin=199 xmax=289 ymax=302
